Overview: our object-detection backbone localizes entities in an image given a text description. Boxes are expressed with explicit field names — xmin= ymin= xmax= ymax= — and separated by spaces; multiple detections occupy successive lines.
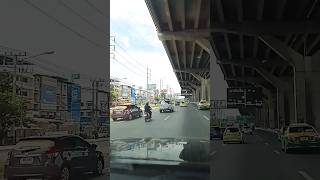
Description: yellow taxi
xmin=281 ymin=123 xmax=320 ymax=153
xmin=180 ymin=100 xmax=188 ymax=107
xmin=223 ymin=127 xmax=244 ymax=144
xmin=198 ymin=100 xmax=210 ymax=110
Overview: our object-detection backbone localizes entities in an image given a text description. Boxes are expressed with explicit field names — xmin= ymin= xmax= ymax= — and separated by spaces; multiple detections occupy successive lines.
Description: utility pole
xmin=91 ymin=80 xmax=95 ymax=135
xmin=147 ymin=67 xmax=150 ymax=100
xmin=96 ymin=80 xmax=99 ymax=132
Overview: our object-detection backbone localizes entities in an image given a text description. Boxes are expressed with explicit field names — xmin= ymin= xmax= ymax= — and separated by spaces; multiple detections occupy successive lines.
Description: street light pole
xmin=12 ymin=51 xmax=55 ymax=98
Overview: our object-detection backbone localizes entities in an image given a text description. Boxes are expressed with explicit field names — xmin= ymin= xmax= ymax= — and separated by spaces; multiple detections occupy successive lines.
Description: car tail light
xmin=46 ymin=146 xmax=58 ymax=159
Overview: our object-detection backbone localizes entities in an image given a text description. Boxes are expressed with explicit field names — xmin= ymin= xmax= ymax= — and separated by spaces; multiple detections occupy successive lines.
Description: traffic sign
xmin=227 ymin=87 xmax=263 ymax=108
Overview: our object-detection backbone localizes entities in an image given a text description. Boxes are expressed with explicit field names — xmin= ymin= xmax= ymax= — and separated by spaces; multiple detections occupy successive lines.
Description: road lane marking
xmin=164 ymin=116 xmax=171 ymax=121
xmin=113 ymin=121 xmax=124 ymax=124
xmin=298 ymin=171 xmax=315 ymax=180
xmin=203 ymin=115 xmax=210 ymax=121
xmin=210 ymin=151 xmax=217 ymax=156
xmin=264 ymin=142 xmax=269 ymax=146
xmin=273 ymin=150 xmax=280 ymax=155
xmin=222 ymin=144 xmax=226 ymax=146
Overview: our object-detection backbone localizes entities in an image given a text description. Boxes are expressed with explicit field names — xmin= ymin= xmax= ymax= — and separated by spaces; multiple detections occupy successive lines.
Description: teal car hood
xmin=110 ymin=137 xmax=210 ymax=164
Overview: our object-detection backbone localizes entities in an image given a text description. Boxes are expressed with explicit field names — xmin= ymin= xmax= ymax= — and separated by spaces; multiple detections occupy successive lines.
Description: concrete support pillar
xmin=200 ymin=78 xmax=209 ymax=101
xmin=306 ymin=54 xmax=320 ymax=131
xmin=207 ymin=79 xmax=211 ymax=102
xmin=293 ymin=69 xmax=307 ymax=123
xmin=277 ymin=91 xmax=285 ymax=128
xmin=268 ymin=95 xmax=275 ymax=129
xmin=287 ymin=88 xmax=296 ymax=125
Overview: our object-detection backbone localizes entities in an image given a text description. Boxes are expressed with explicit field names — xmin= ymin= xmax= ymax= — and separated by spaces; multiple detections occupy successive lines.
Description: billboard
xmin=121 ymin=85 xmax=130 ymax=97
xmin=147 ymin=84 xmax=156 ymax=91
xmin=227 ymin=87 xmax=263 ymax=108
xmin=67 ymin=84 xmax=81 ymax=122
xmin=131 ymin=87 xmax=136 ymax=104
xmin=41 ymin=85 xmax=57 ymax=104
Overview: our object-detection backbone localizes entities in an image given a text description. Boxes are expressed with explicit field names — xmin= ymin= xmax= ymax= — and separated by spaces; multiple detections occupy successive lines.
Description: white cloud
xmin=110 ymin=0 xmax=181 ymax=93
xmin=120 ymin=36 xmax=130 ymax=48
xmin=111 ymin=0 xmax=153 ymax=26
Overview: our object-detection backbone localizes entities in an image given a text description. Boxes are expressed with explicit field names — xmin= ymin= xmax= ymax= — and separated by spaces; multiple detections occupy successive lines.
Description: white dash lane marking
xmin=210 ymin=151 xmax=217 ymax=156
xmin=264 ymin=142 xmax=269 ymax=146
xmin=273 ymin=150 xmax=280 ymax=155
xmin=298 ymin=171 xmax=315 ymax=180
xmin=203 ymin=115 xmax=210 ymax=121
xmin=164 ymin=116 xmax=171 ymax=121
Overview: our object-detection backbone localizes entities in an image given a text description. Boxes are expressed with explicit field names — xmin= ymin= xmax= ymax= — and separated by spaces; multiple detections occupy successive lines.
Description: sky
xmin=110 ymin=0 xmax=181 ymax=93
xmin=0 ymin=0 xmax=108 ymax=87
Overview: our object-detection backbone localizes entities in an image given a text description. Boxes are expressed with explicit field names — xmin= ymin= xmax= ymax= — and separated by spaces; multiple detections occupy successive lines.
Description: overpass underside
xmin=145 ymin=0 xmax=320 ymax=130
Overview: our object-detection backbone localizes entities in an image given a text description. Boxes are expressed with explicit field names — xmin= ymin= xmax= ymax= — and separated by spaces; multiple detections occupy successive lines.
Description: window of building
xmin=21 ymin=91 xmax=28 ymax=96
xmin=21 ymin=77 xmax=28 ymax=83
xmin=87 ymin=101 xmax=93 ymax=107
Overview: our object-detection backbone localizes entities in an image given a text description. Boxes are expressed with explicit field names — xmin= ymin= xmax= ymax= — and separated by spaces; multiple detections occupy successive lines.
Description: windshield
xmin=225 ymin=128 xmax=239 ymax=133
xmin=15 ymin=139 xmax=55 ymax=151
xmin=289 ymin=126 xmax=316 ymax=133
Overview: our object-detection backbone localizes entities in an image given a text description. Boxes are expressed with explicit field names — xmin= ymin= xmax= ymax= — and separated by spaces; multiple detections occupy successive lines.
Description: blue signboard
xmin=67 ymin=84 xmax=81 ymax=122
xmin=131 ymin=87 xmax=136 ymax=104
xmin=41 ymin=85 xmax=56 ymax=104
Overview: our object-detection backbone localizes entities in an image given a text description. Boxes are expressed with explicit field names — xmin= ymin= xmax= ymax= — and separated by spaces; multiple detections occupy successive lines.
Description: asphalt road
xmin=210 ymin=129 xmax=320 ymax=180
xmin=110 ymin=103 xmax=210 ymax=139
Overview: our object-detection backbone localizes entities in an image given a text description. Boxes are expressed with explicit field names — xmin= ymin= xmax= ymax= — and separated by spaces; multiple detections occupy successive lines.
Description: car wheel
xmin=95 ymin=158 xmax=104 ymax=176
xmin=60 ymin=166 xmax=71 ymax=180
xmin=160 ymin=110 xmax=162 ymax=113
xmin=128 ymin=114 xmax=133 ymax=120
xmin=112 ymin=118 xmax=117 ymax=121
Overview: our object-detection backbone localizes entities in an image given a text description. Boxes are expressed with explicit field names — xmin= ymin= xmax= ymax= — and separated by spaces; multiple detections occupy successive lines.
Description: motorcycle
xmin=144 ymin=109 xmax=152 ymax=122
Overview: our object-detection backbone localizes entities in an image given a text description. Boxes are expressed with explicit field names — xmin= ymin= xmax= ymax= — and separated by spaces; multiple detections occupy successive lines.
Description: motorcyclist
xmin=144 ymin=102 xmax=152 ymax=118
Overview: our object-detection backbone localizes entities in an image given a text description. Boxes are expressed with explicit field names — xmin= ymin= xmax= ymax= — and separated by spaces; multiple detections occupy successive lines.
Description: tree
xmin=111 ymin=86 xmax=119 ymax=102
xmin=0 ymin=73 xmax=32 ymax=145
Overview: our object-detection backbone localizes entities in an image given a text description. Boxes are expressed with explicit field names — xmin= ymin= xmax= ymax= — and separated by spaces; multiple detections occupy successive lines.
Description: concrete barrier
xmin=256 ymin=127 xmax=279 ymax=134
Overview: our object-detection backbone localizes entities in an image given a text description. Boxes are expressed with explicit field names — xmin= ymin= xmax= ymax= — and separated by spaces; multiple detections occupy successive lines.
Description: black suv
xmin=4 ymin=134 xmax=104 ymax=180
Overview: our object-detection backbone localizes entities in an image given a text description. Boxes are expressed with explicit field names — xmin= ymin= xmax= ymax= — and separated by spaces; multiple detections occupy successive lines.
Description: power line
xmin=23 ymin=0 xmax=105 ymax=49
xmin=113 ymin=41 xmax=147 ymax=69
xmin=113 ymin=50 xmax=146 ymax=73
xmin=57 ymin=0 xmax=108 ymax=36
xmin=24 ymin=0 xmax=146 ymax=77
xmin=83 ymin=0 xmax=106 ymax=17
xmin=112 ymin=58 xmax=145 ymax=77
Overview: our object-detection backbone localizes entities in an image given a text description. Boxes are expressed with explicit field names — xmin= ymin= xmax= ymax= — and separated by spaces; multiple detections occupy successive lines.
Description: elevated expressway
xmin=145 ymin=0 xmax=320 ymax=130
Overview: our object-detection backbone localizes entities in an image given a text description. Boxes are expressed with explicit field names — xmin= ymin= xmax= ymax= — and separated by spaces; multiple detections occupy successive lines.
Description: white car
xmin=242 ymin=125 xmax=253 ymax=135
xmin=160 ymin=100 xmax=174 ymax=113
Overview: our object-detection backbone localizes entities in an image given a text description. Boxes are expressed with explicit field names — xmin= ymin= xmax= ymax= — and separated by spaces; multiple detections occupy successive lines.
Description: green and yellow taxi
xmin=223 ymin=127 xmax=244 ymax=144
xmin=198 ymin=100 xmax=210 ymax=110
xmin=180 ymin=100 xmax=188 ymax=107
xmin=281 ymin=123 xmax=320 ymax=153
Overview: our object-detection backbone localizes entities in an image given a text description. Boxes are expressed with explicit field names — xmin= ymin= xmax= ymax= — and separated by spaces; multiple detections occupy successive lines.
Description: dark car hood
xmin=110 ymin=137 xmax=210 ymax=165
